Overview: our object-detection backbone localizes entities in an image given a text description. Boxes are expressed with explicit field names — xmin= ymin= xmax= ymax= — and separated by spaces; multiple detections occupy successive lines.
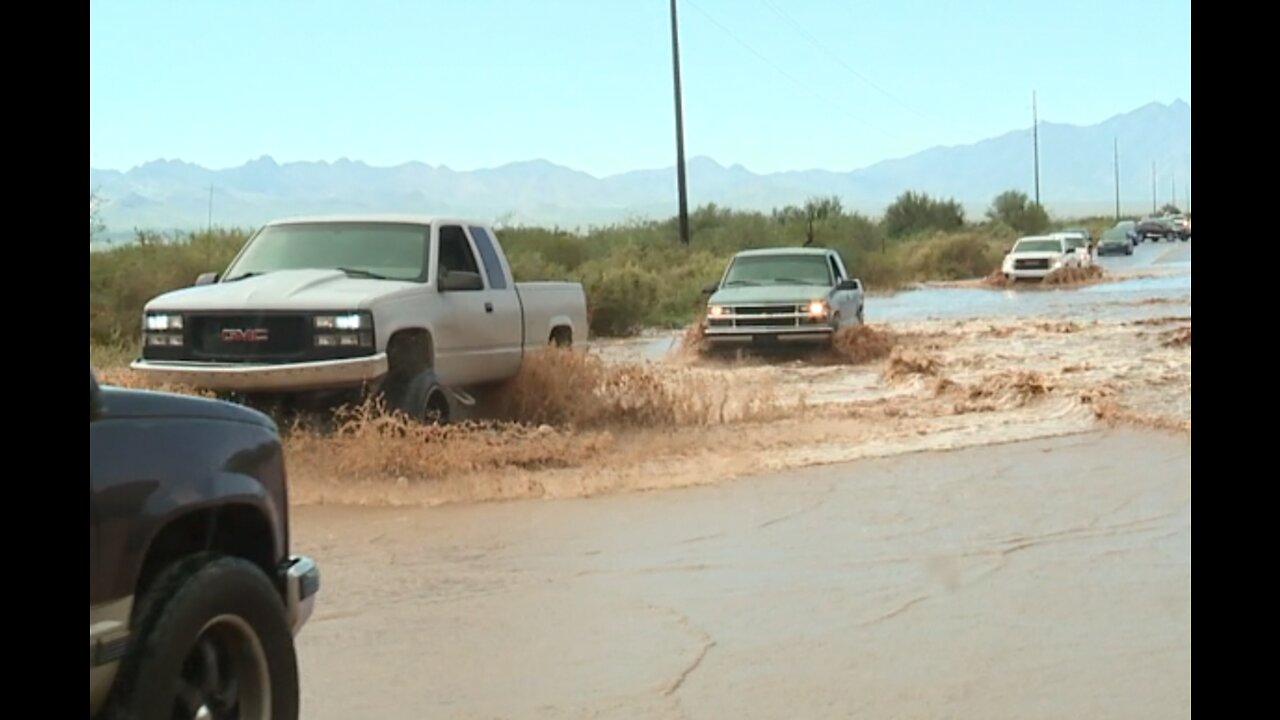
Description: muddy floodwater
xmin=284 ymin=239 xmax=1189 ymax=718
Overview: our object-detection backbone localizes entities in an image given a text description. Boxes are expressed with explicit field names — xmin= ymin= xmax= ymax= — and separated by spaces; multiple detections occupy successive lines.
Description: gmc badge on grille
xmin=221 ymin=328 xmax=270 ymax=342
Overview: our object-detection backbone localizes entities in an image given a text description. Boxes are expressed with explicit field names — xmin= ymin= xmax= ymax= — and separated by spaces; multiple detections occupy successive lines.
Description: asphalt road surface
xmin=294 ymin=428 xmax=1191 ymax=719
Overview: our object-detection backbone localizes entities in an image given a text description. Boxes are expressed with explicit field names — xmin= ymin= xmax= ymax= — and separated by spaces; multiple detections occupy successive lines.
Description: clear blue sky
xmin=89 ymin=0 xmax=1191 ymax=176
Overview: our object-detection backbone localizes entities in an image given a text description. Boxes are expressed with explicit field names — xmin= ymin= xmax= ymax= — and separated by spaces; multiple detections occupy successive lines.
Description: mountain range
xmin=90 ymin=99 xmax=1190 ymax=238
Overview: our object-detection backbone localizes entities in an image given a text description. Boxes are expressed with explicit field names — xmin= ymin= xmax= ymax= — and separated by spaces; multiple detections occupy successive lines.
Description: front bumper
xmin=129 ymin=353 xmax=389 ymax=392
xmin=1002 ymin=266 xmax=1060 ymax=279
xmin=703 ymin=325 xmax=835 ymax=345
xmin=281 ymin=555 xmax=320 ymax=636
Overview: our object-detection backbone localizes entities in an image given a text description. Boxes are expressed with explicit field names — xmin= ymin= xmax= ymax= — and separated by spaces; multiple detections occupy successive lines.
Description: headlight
xmin=313 ymin=312 xmax=374 ymax=348
xmin=807 ymin=301 xmax=828 ymax=317
xmin=144 ymin=313 xmax=185 ymax=347
xmin=707 ymin=305 xmax=726 ymax=318
xmin=313 ymin=313 xmax=370 ymax=331
xmin=145 ymin=313 xmax=183 ymax=331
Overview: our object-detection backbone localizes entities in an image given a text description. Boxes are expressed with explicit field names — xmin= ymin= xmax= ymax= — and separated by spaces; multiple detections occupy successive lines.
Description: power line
xmin=684 ymin=0 xmax=896 ymax=140
xmin=757 ymin=0 xmax=932 ymax=126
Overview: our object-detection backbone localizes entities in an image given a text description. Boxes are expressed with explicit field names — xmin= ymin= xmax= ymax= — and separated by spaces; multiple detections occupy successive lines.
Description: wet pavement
xmin=294 ymin=429 xmax=1191 ymax=719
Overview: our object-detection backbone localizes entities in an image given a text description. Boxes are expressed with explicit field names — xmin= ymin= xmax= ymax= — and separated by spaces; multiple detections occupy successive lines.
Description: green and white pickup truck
xmin=699 ymin=247 xmax=865 ymax=350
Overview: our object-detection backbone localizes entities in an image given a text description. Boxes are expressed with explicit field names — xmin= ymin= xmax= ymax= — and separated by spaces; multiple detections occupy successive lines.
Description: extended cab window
xmin=468 ymin=226 xmax=508 ymax=290
xmin=438 ymin=226 xmax=482 ymax=289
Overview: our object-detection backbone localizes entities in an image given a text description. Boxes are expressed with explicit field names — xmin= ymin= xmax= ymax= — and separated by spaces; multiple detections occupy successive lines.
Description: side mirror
xmin=701 ymin=282 xmax=719 ymax=295
xmin=1065 ymin=247 xmax=1076 ymax=254
xmin=1006 ymin=246 xmax=1013 ymax=254
xmin=90 ymin=368 xmax=103 ymax=421
xmin=195 ymin=272 xmax=219 ymax=286
xmin=836 ymin=279 xmax=861 ymax=291
xmin=438 ymin=270 xmax=485 ymax=292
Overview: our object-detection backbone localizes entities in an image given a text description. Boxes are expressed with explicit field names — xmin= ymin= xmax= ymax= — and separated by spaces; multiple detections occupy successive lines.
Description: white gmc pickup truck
xmin=131 ymin=215 xmax=589 ymax=422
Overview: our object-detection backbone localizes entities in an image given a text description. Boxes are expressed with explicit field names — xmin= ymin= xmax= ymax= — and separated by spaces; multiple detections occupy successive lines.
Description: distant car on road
xmin=1001 ymin=235 xmax=1080 ymax=281
xmin=1166 ymin=214 xmax=1191 ymax=241
xmin=1137 ymin=216 xmax=1175 ymax=242
xmin=1051 ymin=229 xmax=1095 ymax=266
xmin=1096 ymin=226 xmax=1135 ymax=256
xmin=1117 ymin=220 xmax=1141 ymax=246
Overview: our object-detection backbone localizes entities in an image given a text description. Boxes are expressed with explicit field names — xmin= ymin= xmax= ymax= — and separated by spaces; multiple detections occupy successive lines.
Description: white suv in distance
xmin=1001 ymin=235 xmax=1078 ymax=281
xmin=1050 ymin=230 xmax=1094 ymax=266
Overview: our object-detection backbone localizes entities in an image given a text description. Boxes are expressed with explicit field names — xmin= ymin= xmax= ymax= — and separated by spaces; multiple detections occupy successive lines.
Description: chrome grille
xmin=716 ymin=303 xmax=809 ymax=329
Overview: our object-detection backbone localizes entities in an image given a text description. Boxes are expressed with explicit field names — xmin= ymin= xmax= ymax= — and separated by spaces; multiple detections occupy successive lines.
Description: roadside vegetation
xmin=89 ymin=188 xmax=1121 ymax=351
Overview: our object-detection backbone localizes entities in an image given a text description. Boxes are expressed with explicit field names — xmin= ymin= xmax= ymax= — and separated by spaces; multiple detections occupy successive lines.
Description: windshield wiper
xmin=336 ymin=267 xmax=390 ymax=279
xmin=774 ymin=278 xmax=821 ymax=285
xmin=723 ymin=280 xmax=760 ymax=287
xmin=223 ymin=272 xmax=264 ymax=282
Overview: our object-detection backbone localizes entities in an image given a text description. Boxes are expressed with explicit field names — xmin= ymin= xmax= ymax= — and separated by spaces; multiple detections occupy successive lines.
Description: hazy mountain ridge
xmin=90 ymin=99 xmax=1190 ymax=236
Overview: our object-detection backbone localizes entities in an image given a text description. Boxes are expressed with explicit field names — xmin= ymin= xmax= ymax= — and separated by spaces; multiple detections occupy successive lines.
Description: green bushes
xmin=580 ymin=263 xmax=661 ymax=337
xmin=901 ymin=231 xmax=1007 ymax=281
xmin=883 ymin=191 xmax=965 ymax=238
xmin=987 ymin=190 xmax=1050 ymax=235
xmin=89 ymin=229 xmax=248 ymax=345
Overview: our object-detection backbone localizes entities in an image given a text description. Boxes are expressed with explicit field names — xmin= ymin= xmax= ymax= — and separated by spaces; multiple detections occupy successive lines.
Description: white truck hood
xmin=144 ymin=269 xmax=418 ymax=312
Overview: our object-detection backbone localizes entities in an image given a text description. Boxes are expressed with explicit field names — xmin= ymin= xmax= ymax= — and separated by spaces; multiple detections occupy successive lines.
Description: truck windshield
xmin=723 ymin=255 xmax=832 ymax=286
xmin=1013 ymin=239 xmax=1062 ymax=253
xmin=223 ymin=222 xmax=427 ymax=281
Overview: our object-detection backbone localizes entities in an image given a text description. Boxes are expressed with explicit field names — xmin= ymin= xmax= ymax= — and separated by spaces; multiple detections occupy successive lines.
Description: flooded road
xmin=594 ymin=240 xmax=1191 ymax=363
xmin=294 ymin=428 xmax=1191 ymax=719
xmin=279 ymin=238 xmax=1192 ymax=717
xmin=288 ymin=237 xmax=1190 ymax=508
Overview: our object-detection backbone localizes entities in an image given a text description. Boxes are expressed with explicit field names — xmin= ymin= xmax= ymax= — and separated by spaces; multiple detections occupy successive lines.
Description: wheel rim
xmin=175 ymin=614 xmax=271 ymax=720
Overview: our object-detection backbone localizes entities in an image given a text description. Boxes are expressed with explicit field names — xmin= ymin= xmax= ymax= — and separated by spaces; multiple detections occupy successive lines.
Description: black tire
xmin=102 ymin=554 xmax=299 ymax=720
xmin=385 ymin=366 xmax=450 ymax=424
xmin=549 ymin=327 xmax=572 ymax=348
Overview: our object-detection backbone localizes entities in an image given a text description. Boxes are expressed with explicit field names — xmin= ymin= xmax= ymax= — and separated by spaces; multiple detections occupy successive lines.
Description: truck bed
xmin=515 ymin=282 xmax=590 ymax=348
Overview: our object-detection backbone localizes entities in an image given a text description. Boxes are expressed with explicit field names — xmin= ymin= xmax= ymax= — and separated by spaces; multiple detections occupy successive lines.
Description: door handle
xmin=484 ymin=302 xmax=494 ymax=313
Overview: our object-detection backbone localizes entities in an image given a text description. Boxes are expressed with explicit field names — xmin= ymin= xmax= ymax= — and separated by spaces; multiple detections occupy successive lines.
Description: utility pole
xmin=1150 ymin=162 xmax=1157 ymax=213
xmin=1113 ymin=137 xmax=1120 ymax=220
xmin=669 ymin=0 xmax=691 ymax=245
xmin=1170 ymin=174 xmax=1176 ymax=209
xmin=207 ymin=184 xmax=214 ymax=233
xmin=1032 ymin=91 xmax=1041 ymax=206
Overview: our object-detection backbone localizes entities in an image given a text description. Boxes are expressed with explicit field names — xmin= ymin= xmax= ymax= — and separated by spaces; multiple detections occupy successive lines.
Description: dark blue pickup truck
xmin=90 ymin=367 xmax=319 ymax=720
